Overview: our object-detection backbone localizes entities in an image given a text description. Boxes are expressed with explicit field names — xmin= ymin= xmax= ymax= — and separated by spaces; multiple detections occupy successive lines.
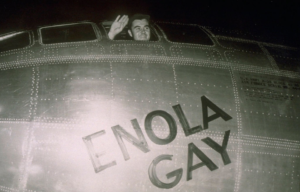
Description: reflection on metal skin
xmin=0 ymin=21 xmax=299 ymax=192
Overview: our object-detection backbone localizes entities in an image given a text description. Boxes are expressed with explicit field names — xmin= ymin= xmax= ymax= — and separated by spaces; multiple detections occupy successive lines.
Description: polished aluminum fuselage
xmin=0 ymin=21 xmax=299 ymax=192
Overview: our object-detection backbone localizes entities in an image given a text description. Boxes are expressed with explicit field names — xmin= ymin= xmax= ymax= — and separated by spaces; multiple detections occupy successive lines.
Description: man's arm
xmin=108 ymin=15 xmax=129 ymax=40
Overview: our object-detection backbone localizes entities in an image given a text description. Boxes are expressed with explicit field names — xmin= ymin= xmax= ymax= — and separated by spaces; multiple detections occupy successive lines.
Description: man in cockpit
xmin=108 ymin=14 xmax=151 ymax=41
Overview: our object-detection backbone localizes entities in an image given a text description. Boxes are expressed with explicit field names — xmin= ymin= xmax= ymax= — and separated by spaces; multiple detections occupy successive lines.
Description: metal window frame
xmin=38 ymin=22 xmax=102 ymax=45
xmin=0 ymin=30 xmax=34 ymax=53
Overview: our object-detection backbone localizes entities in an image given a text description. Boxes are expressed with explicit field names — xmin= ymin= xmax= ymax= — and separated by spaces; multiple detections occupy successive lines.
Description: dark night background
xmin=1 ymin=0 xmax=299 ymax=47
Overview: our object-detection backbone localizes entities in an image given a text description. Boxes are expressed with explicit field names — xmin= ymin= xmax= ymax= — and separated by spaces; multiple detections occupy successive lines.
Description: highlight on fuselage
xmin=0 ymin=18 xmax=299 ymax=192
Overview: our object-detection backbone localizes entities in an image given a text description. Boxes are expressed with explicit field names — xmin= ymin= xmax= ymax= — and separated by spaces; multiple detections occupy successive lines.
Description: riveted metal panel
xmin=110 ymin=44 xmax=166 ymax=56
xmin=170 ymin=45 xmax=223 ymax=62
xmin=225 ymin=51 xmax=271 ymax=68
xmin=0 ymin=68 xmax=33 ymax=120
xmin=265 ymin=46 xmax=300 ymax=72
xmin=234 ymin=71 xmax=300 ymax=140
xmin=0 ymin=123 xmax=30 ymax=188
xmin=39 ymin=43 xmax=105 ymax=58
xmin=36 ymin=62 xmax=111 ymax=123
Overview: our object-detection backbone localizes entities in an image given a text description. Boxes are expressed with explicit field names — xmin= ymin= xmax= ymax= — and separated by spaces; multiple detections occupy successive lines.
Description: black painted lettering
xmin=187 ymin=143 xmax=218 ymax=181
xmin=202 ymin=130 xmax=231 ymax=165
xmin=82 ymin=130 xmax=116 ymax=173
xmin=148 ymin=154 xmax=183 ymax=189
xmin=111 ymin=119 xmax=150 ymax=161
xmin=201 ymin=96 xmax=232 ymax=129
xmin=172 ymin=104 xmax=203 ymax=136
xmin=145 ymin=110 xmax=177 ymax=145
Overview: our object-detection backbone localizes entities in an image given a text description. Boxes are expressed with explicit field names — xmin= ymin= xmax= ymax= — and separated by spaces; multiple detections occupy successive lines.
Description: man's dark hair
xmin=128 ymin=14 xmax=150 ymax=30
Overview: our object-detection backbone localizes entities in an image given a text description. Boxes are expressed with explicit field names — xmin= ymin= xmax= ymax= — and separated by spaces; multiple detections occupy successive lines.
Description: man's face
xmin=128 ymin=19 xmax=150 ymax=41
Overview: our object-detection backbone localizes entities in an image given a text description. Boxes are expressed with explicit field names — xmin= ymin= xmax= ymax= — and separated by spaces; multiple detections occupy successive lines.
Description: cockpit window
xmin=157 ymin=23 xmax=214 ymax=45
xmin=101 ymin=22 xmax=159 ymax=41
xmin=0 ymin=32 xmax=31 ymax=52
xmin=40 ymin=23 xmax=97 ymax=44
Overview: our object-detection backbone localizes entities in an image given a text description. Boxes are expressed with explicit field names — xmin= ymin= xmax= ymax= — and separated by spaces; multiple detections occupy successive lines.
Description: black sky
xmin=1 ymin=0 xmax=300 ymax=47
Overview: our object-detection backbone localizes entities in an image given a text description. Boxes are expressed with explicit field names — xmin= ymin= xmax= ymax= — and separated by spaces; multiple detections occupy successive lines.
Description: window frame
xmin=155 ymin=22 xmax=215 ymax=46
xmin=38 ymin=22 xmax=101 ymax=45
xmin=0 ymin=30 xmax=34 ymax=53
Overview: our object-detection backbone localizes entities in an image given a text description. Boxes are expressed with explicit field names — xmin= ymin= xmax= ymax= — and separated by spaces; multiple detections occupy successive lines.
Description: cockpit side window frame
xmin=100 ymin=21 xmax=161 ymax=42
xmin=0 ymin=30 xmax=35 ymax=53
xmin=155 ymin=22 xmax=216 ymax=47
xmin=38 ymin=22 xmax=102 ymax=46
